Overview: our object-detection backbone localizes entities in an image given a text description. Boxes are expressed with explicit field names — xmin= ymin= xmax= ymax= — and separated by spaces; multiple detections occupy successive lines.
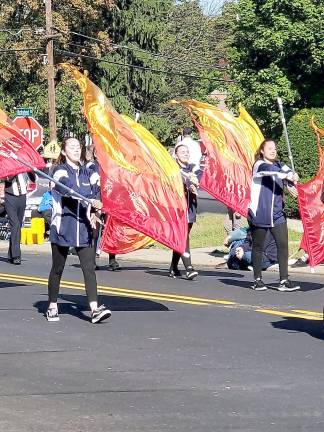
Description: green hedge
xmin=277 ymin=108 xmax=324 ymax=218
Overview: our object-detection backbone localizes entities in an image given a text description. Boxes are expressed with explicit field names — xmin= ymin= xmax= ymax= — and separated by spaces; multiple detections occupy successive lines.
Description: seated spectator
xmin=227 ymin=229 xmax=278 ymax=271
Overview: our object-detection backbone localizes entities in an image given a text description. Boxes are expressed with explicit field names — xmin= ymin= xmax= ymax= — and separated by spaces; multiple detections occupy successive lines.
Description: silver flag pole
xmin=277 ymin=97 xmax=295 ymax=173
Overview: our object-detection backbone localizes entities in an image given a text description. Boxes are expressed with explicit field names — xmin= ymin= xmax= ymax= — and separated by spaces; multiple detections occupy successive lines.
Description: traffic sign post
xmin=12 ymin=116 xmax=44 ymax=150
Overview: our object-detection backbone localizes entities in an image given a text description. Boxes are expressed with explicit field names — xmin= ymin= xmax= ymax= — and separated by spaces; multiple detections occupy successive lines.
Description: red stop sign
xmin=13 ymin=116 xmax=44 ymax=150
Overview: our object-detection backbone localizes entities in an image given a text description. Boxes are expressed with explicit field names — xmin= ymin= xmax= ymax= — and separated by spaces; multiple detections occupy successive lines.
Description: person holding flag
xmin=169 ymin=143 xmax=202 ymax=280
xmin=248 ymin=138 xmax=301 ymax=291
xmin=46 ymin=137 xmax=111 ymax=324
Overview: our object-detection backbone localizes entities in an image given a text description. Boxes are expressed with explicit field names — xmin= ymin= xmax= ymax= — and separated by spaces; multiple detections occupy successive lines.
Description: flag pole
xmin=277 ymin=99 xmax=316 ymax=273
xmin=8 ymin=152 xmax=94 ymax=206
xmin=277 ymin=97 xmax=295 ymax=173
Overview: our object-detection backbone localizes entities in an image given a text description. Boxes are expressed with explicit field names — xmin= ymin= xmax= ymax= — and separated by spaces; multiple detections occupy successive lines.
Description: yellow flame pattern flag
xmin=65 ymin=65 xmax=188 ymax=254
xmin=172 ymin=99 xmax=264 ymax=216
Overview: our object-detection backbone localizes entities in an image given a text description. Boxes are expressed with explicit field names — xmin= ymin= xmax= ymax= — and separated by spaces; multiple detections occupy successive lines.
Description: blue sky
xmin=201 ymin=0 xmax=227 ymax=15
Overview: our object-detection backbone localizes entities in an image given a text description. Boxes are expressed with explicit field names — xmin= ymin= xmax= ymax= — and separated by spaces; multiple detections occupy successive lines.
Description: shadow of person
xmin=271 ymin=317 xmax=324 ymax=341
xmin=146 ymin=269 xmax=245 ymax=279
xmin=34 ymin=292 xmax=170 ymax=320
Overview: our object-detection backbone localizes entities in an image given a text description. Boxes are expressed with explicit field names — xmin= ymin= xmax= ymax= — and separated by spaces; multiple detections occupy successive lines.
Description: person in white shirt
xmin=176 ymin=127 xmax=202 ymax=172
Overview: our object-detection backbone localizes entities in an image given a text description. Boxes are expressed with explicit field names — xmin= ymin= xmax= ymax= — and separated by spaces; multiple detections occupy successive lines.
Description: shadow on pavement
xmin=271 ymin=317 xmax=324 ymax=341
xmin=146 ymin=269 xmax=244 ymax=279
xmin=34 ymin=292 xmax=169 ymax=320
xmin=219 ymin=278 xmax=324 ymax=292
xmin=0 ymin=281 xmax=29 ymax=289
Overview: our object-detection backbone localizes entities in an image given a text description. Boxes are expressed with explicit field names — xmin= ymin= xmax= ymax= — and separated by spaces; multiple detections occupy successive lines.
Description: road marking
xmin=0 ymin=272 xmax=322 ymax=321
xmin=256 ymin=309 xmax=322 ymax=321
xmin=0 ymin=272 xmax=235 ymax=306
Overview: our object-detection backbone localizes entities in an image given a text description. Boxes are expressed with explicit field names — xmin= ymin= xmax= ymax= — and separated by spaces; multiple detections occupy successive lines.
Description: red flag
xmin=0 ymin=109 xmax=45 ymax=178
xmin=173 ymin=100 xmax=264 ymax=216
xmin=100 ymin=215 xmax=154 ymax=254
xmin=297 ymin=120 xmax=324 ymax=267
xmin=67 ymin=66 xmax=188 ymax=254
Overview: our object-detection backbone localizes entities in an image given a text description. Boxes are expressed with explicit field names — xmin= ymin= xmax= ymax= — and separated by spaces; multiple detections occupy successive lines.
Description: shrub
xmin=277 ymin=108 xmax=324 ymax=218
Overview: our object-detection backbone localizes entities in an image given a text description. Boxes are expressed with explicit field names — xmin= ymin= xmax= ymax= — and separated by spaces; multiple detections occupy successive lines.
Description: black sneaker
xmin=251 ymin=278 xmax=268 ymax=291
xmin=186 ymin=267 xmax=198 ymax=280
xmin=46 ymin=308 xmax=60 ymax=322
xmin=278 ymin=279 xmax=300 ymax=292
xmin=108 ymin=260 xmax=120 ymax=271
xmin=169 ymin=268 xmax=181 ymax=278
xmin=91 ymin=305 xmax=112 ymax=324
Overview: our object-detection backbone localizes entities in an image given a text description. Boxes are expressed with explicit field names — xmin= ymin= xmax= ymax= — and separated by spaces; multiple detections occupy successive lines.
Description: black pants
xmin=171 ymin=223 xmax=193 ymax=270
xmin=48 ymin=243 xmax=98 ymax=304
xmin=5 ymin=193 xmax=26 ymax=259
xmin=251 ymin=222 xmax=288 ymax=281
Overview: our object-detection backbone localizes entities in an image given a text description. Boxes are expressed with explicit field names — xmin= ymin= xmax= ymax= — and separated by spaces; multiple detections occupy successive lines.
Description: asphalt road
xmin=0 ymin=252 xmax=324 ymax=432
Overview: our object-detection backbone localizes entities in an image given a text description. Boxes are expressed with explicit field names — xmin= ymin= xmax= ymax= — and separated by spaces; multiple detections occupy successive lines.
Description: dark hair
xmin=55 ymin=138 xmax=84 ymax=165
xmin=183 ymin=126 xmax=192 ymax=136
xmin=254 ymin=138 xmax=277 ymax=162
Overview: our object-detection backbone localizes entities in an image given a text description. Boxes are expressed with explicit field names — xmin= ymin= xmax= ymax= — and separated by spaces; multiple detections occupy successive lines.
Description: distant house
xmin=209 ymin=90 xmax=231 ymax=112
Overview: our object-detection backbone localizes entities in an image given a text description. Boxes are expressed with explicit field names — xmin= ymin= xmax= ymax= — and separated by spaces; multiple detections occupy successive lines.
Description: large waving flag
xmin=298 ymin=120 xmax=324 ymax=267
xmin=0 ymin=109 xmax=45 ymax=178
xmin=66 ymin=66 xmax=188 ymax=254
xmin=173 ymin=100 xmax=264 ymax=216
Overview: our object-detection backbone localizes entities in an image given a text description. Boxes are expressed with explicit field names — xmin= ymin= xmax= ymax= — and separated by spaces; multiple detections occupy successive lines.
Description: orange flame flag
xmin=67 ymin=66 xmax=188 ymax=254
xmin=298 ymin=120 xmax=324 ymax=267
xmin=173 ymin=100 xmax=264 ymax=216
xmin=0 ymin=109 xmax=45 ymax=178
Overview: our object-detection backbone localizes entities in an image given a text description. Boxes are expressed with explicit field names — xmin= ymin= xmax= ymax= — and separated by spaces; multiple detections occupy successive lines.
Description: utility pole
xmin=45 ymin=0 xmax=57 ymax=142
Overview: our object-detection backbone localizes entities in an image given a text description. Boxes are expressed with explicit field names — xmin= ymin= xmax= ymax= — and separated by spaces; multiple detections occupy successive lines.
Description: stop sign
xmin=13 ymin=116 xmax=44 ymax=150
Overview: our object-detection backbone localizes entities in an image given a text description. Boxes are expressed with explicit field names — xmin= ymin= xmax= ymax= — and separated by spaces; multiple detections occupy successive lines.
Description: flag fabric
xmin=297 ymin=120 xmax=324 ymax=267
xmin=173 ymin=100 xmax=264 ymax=216
xmin=0 ymin=109 xmax=45 ymax=178
xmin=100 ymin=215 xmax=154 ymax=254
xmin=67 ymin=66 xmax=188 ymax=254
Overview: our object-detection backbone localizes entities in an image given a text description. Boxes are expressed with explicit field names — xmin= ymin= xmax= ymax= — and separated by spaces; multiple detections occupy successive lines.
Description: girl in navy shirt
xmin=47 ymin=138 xmax=111 ymax=323
xmin=248 ymin=139 xmax=300 ymax=291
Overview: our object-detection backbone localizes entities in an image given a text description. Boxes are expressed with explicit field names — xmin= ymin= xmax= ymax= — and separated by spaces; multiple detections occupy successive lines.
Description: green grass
xmin=154 ymin=212 xmax=303 ymax=256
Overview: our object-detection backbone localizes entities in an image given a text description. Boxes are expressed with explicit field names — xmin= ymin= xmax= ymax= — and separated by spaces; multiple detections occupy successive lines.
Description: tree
xmin=0 ymin=0 xmax=115 ymax=141
xmin=226 ymin=0 xmax=324 ymax=136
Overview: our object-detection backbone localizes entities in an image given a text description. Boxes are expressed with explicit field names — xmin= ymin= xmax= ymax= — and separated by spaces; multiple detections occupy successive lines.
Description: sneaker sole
xmin=92 ymin=310 xmax=112 ymax=324
xmin=186 ymin=272 xmax=198 ymax=280
xmin=46 ymin=316 xmax=60 ymax=322
xmin=277 ymin=286 xmax=300 ymax=292
xmin=252 ymin=286 xmax=268 ymax=291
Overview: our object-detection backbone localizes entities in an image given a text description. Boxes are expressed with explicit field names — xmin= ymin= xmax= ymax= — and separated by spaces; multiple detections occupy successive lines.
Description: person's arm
xmin=253 ymin=161 xmax=297 ymax=181
xmin=52 ymin=167 xmax=94 ymax=200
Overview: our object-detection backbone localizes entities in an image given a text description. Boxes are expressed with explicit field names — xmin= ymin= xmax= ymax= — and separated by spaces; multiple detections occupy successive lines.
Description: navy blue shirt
xmin=248 ymin=160 xmax=293 ymax=228
xmin=50 ymin=162 xmax=99 ymax=247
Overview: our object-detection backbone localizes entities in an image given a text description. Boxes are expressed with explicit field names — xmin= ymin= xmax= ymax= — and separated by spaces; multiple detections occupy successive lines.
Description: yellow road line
xmin=0 ymin=272 xmax=322 ymax=320
xmin=0 ymin=272 xmax=234 ymax=306
xmin=292 ymin=309 xmax=323 ymax=317
xmin=255 ymin=309 xmax=323 ymax=321
xmin=0 ymin=276 xmax=208 ymax=306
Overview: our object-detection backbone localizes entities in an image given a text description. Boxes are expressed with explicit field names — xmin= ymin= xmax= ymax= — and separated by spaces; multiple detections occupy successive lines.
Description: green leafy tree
xmin=0 ymin=0 xmax=115 ymax=142
xmin=278 ymin=107 xmax=324 ymax=217
xmin=227 ymin=0 xmax=324 ymax=136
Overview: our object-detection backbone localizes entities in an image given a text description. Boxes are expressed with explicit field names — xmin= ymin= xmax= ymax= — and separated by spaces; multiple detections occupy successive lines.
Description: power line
xmin=53 ymin=26 xmax=227 ymax=71
xmin=0 ymin=47 xmax=44 ymax=53
xmin=55 ymin=48 xmax=232 ymax=82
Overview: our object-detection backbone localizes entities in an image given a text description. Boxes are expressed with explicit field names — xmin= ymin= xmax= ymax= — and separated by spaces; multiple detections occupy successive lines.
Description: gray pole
xmin=277 ymin=97 xmax=295 ymax=173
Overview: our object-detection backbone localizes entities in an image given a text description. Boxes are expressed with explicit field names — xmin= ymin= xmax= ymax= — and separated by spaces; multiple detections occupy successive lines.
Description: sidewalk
xmin=0 ymin=240 xmax=323 ymax=275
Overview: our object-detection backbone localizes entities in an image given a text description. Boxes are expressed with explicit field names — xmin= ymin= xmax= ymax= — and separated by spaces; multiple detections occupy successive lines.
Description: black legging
xmin=251 ymin=222 xmax=288 ymax=281
xmin=5 ymin=193 xmax=26 ymax=259
xmin=48 ymin=243 xmax=98 ymax=304
xmin=171 ymin=223 xmax=193 ymax=270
